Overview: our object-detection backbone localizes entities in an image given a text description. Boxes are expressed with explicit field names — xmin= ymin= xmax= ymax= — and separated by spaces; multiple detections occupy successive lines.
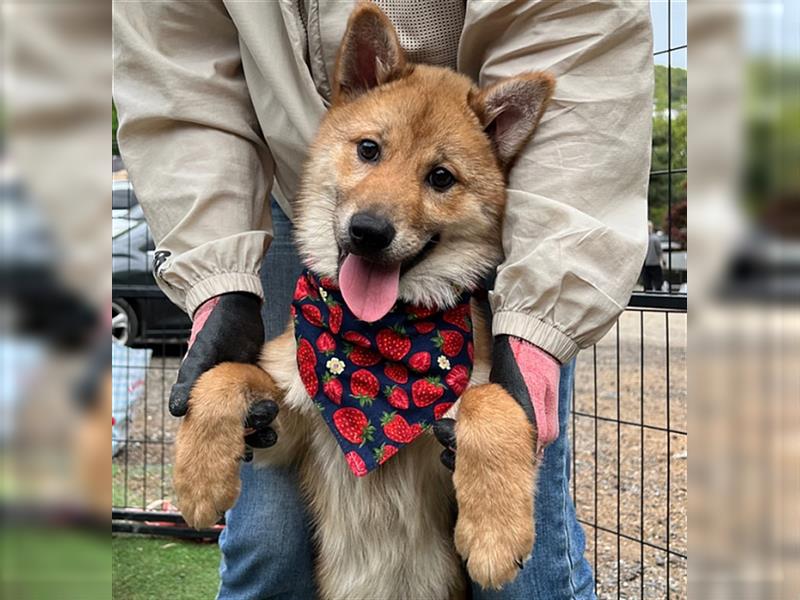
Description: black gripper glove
xmin=170 ymin=292 xmax=278 ymax=454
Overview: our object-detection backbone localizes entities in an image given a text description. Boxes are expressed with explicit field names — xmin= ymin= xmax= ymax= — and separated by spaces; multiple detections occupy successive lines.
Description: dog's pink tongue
xmin=339 ymin=255 xmax=401 ymax=322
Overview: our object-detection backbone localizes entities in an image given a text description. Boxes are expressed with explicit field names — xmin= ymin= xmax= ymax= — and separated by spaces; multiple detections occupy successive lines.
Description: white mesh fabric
xmin=373 ymin=0 xmax=465 ymax=69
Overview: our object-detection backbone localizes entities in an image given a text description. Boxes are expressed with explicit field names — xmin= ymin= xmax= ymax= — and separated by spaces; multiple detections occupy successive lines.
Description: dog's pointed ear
xmin=471 ymin=72 xmax=555 ymax=170
xmin=333 ymin=4 xmax=407 ymax=104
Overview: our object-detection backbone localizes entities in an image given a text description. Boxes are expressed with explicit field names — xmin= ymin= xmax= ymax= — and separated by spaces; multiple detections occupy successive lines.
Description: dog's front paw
xmin=173 ymin=406 xmax=245 ymax=529
xmin=454 ymin=505 xmax=534 ymax=590
xmin=452 ymin=383 xmax=538 ymax=590
xmin=173 ymin=363 xmax=277 ymax=529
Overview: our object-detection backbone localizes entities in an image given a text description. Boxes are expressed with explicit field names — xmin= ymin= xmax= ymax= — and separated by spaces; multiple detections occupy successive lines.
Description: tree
xmin=649 ymin=65 xmax=687 ymax=233
xmin=112 ymin=101 xmax=119 ymax=155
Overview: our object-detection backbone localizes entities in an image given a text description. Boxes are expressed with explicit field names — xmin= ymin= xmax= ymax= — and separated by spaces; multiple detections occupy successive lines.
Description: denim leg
xmin=217 ymin=200 xmax=314 ymax=600
xmin=472 ymin=361 xmax=596 ymax=600
xmin=259 ymin=200 xmax=305 ymax=342
xmin=217 ymin=464 xmax=316 ymax=600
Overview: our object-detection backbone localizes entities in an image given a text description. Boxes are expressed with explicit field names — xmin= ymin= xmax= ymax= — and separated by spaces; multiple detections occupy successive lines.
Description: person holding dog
xmin=115 ymin=2 xmax=653 ymax=598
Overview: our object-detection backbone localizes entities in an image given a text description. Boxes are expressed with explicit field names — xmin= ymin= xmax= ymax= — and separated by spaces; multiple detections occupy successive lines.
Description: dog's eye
xmin=427 ymin=167 xmax=456 ymax=192
xmin=357 ymin=139 xmax=380 ymax=162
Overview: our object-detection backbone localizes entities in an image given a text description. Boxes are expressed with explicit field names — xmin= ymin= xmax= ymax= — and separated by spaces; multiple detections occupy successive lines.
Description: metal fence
xmin=112 ymin=2 xmax=688 ymax=597
xmin=572 ymin=299 xmax=687 ymax=599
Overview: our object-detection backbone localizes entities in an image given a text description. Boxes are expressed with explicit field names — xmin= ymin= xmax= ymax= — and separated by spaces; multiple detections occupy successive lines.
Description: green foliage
xmin=649 ymin=65 xmax=687 ymax=233
xmin=113 ymin=101 xmax=119 ymax=155
xmin=743 ymin=60 xmax=800 ymax=219
xmin=654 ymin=64 xmax=686 ymax=113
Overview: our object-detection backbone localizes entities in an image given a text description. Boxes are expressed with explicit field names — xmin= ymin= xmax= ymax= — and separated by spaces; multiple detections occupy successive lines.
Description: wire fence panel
xmin=573 ymin=308 xmax=687 ymax=599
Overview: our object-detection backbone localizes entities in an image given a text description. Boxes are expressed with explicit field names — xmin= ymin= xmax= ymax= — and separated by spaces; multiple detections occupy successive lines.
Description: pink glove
xmin=186 ymin=296 xmax=220 ymax=349
xmin=504 ymin=337 xmax=560 ymax=456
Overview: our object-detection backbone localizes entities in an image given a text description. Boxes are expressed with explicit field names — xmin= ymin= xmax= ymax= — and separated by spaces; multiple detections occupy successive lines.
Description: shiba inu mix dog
xmin=173 ymin=4 xmax=554 ymax=598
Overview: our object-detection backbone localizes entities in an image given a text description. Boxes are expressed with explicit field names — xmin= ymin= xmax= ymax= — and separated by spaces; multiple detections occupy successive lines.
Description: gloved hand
xmin=434 ymin=335 xmax=560 ymax=470
xmin=170 ymin=292 xmax=278 ymax=455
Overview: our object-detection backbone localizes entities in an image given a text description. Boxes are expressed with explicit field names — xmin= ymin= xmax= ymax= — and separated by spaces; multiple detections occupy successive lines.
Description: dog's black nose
xmin=349 ymin=212 xmax=396 ymax=253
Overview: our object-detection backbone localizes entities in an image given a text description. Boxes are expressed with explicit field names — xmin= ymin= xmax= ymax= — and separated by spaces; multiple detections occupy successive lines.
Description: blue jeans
xmin=218 ymin=201 xmax=595 ymax=599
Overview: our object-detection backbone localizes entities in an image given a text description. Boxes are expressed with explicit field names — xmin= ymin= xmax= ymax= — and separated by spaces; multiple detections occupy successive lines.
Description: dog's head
xmin=294 ymin=4 xmax=554 ymax=321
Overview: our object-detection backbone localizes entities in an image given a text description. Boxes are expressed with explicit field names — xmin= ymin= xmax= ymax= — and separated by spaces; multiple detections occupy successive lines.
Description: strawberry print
xmin=293 ymin=275 xmax=318 ymax=301
xmin=409 ymin=351 xmax=431 ymax=373
xmin=414 ymin=321 xmax=436 ymax=334
xmin=322 ymin=373 xmax=343 ymax=405
xmin=445 ymin=364 xmax=470 ymax=396
xmin=297 ymin=338 xmax=319 ymax=396
xmin=443 ymin=304 xmax=472 ymax=332
xmin=433 ymin=402 xmax=454 ymax=420
xmin=412 ymin=377 xmax=444 ymax=407
xmin=351 ymin=369 xmax=380 ymax=406
xmin=328 ymin=302 xmax=343 ymax=334
xmin=300 ymin=367 xmax=319 ymax=397
xmin=466 ymin=341 xmax=474 ymax=362
xmin=373 ymin=443 xmax=398 ymax=465
xmin=301 ymin=304 xmax=324 ymax=327
xmin=292 ymin=270 xmax=473 ymax=476
xmin=384 ymin=385 xmax=409 ymax=410
xmin=319 ymin=276 xmax=337 ymax=290
xmin=345 ymin=344 xmax=381 ymax=367
xmin=376 ymin=326 xmax=411 ymax=360
xmin=384 ymin=362 xmax=408 ymax=384
xmin=343 ymin=330 xmax=372 ymax=348
xmin=316 ymin=332 xmax=336 ymax=354
xmin=380 ymin=412 xmax=423 ymax=444
xmin=333 ymin=408 xmax=375 ymax=446
xmin=345 ymin=451 xmax=368 ymax=477
xmin=433 ymin=330 xmax=464 ymax=357
xmin=406 ymin=305 xmax=437 ymax=320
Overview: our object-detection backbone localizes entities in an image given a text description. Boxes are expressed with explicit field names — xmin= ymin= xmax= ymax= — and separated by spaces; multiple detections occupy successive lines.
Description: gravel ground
xmin=113 ymin=309 xmax=687 ymax=599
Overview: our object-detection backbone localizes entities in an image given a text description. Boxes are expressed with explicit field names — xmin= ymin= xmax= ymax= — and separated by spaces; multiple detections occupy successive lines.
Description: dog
xmin=173 ymin=4 xmax=554 ymax=598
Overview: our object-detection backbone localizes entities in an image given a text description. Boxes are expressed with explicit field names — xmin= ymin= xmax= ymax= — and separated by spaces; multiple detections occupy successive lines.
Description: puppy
xmin=174 ymin=5 xmax=554 ymax=598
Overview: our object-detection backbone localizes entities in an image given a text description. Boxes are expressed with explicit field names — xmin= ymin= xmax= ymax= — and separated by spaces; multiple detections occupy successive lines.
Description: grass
xmin=112 ymin=535 xmax=220 ymax=600
xmin=1 ymin=527 xmax=110 ymax=599
xmin=112 ymin=463 xmax=175 ymax=509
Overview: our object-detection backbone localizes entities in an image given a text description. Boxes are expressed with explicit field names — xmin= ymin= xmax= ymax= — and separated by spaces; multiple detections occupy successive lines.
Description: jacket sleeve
xmin=113 ymin=1 xmax=273 ymax=316
xmin=459 ymin=1 xmax=654 ymax=363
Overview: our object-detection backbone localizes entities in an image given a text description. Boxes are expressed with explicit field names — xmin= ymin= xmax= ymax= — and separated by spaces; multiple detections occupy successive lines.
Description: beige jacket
xmin=114 ymin=0 xmax=653 ymax=364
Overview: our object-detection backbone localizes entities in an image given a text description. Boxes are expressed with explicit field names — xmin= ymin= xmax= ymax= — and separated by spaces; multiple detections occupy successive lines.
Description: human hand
xmin=433 ymin=335 xmax=559 ymax=469
xmin=169 ymin=292 xmax=277 ymax=453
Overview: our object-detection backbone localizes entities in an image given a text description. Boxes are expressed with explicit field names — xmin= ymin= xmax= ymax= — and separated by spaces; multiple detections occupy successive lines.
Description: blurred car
xmin=112 ymin=180 xmax=190 ymax=346
xmin=655 ymin=230 xmax=688 ymax=292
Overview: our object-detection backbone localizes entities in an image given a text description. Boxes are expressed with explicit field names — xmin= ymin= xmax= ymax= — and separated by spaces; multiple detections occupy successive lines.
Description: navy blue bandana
xmin=292 ymin=270 xmax=474 ymax=477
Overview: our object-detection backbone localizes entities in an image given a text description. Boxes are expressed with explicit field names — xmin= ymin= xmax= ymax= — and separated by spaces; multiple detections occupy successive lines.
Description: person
xmin=643 ymin=221 xmax=666 ymax=291
xmin=114 ymin=2 xmax=653 ymax=598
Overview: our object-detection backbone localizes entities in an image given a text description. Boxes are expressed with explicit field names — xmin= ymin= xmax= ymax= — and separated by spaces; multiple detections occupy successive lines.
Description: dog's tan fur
xmin=173 ymin=4 xmax=554 ymax=597
xmin=453 ymin=384 xmax=537 ymax=589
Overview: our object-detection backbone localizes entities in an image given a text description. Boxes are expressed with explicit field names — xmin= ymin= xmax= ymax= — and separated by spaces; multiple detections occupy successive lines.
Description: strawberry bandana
xmin=292 ymin=270 xmax=474 ymax=477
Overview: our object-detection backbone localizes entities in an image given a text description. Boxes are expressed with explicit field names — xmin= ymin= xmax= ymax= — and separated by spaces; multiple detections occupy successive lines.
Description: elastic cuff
xmin=492 ymin=310 xmax=579 ymax=364
xmin=184 ymin=272 xmax=264 ymax=317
